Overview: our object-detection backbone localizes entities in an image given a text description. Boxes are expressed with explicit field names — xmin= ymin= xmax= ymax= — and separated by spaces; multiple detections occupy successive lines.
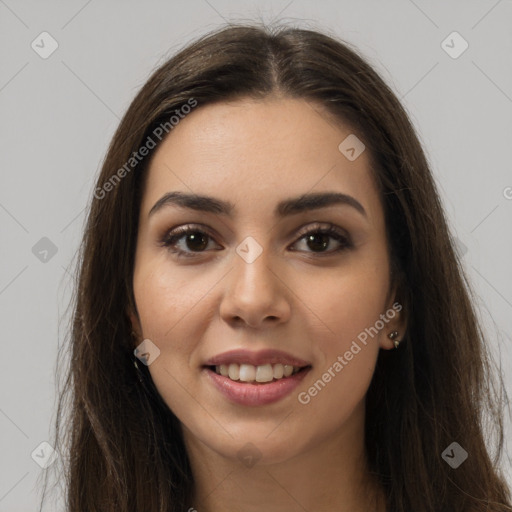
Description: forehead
xmin=141 ymin=97 xmax=382 ymax=223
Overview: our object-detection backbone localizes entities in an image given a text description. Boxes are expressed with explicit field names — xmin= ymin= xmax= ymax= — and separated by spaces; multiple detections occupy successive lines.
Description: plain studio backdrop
xmin=0 ymin=0 xmax=511 ymax=510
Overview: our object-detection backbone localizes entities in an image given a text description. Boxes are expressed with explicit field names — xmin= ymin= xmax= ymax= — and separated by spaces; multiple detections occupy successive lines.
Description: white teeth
xmin=255 ymin=364 xmax=274 ymax=382
xmin=273 ymin=363 xmax=284 ymax=379
xmin=239 ymin=364 xmax=256 ymax=382
xmin=214 ymin=363 xmax=303 ymax=382
xmin=228 ymin=363 xmax=239 ymax=380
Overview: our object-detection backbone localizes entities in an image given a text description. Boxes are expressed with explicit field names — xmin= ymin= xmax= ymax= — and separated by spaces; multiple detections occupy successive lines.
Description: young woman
xmin=41 ymin=23 xmax=511 ymax=512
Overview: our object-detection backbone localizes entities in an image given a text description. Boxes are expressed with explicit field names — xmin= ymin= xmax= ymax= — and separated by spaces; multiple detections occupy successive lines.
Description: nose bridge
xmin=232 ymin=238 xmax=276 ymax=301
xmin=220 ymin=235 xmax=290 ymax=327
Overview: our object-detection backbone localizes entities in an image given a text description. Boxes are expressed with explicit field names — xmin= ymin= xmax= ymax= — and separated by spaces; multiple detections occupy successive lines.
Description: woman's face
xmin=130 ymin=97 xmax=405 ymax=464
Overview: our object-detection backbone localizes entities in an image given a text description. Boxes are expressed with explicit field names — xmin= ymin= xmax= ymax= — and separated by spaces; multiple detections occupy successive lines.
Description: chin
xmin=191 ymin=424 xmax=310 ymax=467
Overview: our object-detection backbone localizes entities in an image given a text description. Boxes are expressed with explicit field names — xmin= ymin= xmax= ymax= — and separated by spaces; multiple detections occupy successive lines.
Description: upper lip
xmin=203 ymin=349 xmax=311 ymax=368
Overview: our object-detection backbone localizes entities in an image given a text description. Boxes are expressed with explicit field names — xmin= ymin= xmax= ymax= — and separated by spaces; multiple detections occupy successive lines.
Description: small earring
xmin=131 ymin=330 xmax=145 ymax=383
xmin=133 ymin=357 xmax=145 ymax=383
xmin=388 ymin=331 xmax=400 ymax=349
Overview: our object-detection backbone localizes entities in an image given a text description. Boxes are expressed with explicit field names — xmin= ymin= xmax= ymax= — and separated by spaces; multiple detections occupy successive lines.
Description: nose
xmin=219 ymin=246 xmax=292 ymax=329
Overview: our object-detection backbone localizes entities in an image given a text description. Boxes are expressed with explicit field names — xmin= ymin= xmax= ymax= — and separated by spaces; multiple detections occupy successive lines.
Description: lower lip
xmin=204 ymin=367 xmax=311 ymax=406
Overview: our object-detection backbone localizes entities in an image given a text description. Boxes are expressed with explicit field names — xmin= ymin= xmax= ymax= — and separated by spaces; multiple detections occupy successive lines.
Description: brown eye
xmin=183 ymin=232 xmax=209 ymax=251
xmin=160 ymin=222 xmax=352 ymax=260
xmin=292 ymin=224 xmax=352 ymax=255
xmin=304 ymin=232 xmax=331 ymax=252
xmin=160 ymin=225 xmax=221 ymax=258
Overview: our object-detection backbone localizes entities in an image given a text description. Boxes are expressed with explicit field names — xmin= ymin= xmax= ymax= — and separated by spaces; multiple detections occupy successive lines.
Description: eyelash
xmin=159 ymin=223 xmax=353 ymax=260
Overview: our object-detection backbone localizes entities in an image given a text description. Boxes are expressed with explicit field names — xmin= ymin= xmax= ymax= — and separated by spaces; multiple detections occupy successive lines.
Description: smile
xmin=212 ymin=363 xmax=304 ymax=383
xmin=203 ymin=364 xmax=311 ymax=406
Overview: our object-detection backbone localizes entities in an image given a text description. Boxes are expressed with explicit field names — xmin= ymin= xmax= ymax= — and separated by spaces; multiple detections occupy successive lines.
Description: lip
xmin=203 ymin=349 xmax=311 ymax=367
xmin=204 ymin=365 xmax=311 ymax=406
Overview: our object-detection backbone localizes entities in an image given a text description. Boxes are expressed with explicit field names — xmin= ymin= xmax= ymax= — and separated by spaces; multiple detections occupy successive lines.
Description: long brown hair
xmin=39 ymin=23 xmax=511 ymax=511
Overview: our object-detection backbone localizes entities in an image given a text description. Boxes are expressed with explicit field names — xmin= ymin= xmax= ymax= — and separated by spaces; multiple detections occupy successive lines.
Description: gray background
xmin=1 ymin=0 xmax=511 ymax=510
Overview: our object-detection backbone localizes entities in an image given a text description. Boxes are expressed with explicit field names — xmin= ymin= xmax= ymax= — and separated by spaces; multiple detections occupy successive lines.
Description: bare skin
xmin=129 ymin=96 xmax=406 ymax=512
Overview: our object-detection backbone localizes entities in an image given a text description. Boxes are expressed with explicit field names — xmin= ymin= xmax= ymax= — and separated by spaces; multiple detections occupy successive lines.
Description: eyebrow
xmin=148 ymin=191 xmax=367 ymax=219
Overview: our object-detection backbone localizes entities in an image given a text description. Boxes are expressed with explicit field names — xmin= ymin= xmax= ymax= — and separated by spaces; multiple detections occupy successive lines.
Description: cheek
xmin=133 ymin=259 xmax=216 ymax=342
xmin=132 ymin=263 xmax=208 ymax=419
xmin=132 ymin=257 xmax=223 ymax=400
xmin=293 ymin=257 xmax=389 ymax=347
xmin=290 ymin=258 xmax=388 ymax=405
xmin=293 ymin=284 xmax=384 ymax=431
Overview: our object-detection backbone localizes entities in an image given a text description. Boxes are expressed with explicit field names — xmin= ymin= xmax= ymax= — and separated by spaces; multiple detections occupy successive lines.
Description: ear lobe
xmin=379 ymin=300 xmax=407 ymax=350
xmin=126 ymin=306 xmax=142 ymax=339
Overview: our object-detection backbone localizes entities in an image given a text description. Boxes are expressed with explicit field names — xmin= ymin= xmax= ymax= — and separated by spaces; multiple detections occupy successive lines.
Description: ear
xmin=126 ymin=305 xmax=142 ymax=348
xmin=379 ymin=289 xmax=407 ymax=351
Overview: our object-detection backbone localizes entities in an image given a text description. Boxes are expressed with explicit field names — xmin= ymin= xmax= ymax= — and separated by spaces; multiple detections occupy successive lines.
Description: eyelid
xmin=292 ymin=221 xmax=348 ymax=241
xmin=288 ymin=222 xmax=353 ymax=254
xmin=159 ymin=223 xmax=220 ymax=253
xmin=159 ymin=221 xmax=352 ymax=258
